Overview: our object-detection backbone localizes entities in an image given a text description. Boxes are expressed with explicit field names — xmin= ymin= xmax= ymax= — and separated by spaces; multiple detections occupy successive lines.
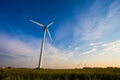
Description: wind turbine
xmin=29 ymin=19 xmax=54 ymax=68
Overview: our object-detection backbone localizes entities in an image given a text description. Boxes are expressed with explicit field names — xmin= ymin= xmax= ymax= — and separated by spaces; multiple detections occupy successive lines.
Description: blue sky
xmin=0 ymin=0 xmax=120 ymax=68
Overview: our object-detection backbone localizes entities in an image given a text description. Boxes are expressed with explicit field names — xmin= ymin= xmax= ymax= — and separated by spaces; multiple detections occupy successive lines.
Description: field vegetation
xmin=0 ymin=67 xmax=120 ymax=80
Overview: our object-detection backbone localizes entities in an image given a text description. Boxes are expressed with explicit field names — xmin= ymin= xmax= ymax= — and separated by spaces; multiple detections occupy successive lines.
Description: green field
xmin=0 ymin=68 xmax=120 ymax=80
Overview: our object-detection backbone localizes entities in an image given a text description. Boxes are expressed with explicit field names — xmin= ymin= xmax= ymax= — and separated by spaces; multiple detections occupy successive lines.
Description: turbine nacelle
xmin=29 ymin=19 xmax=54 ymax=42
xmin=43 ymin=27 xmax=47 ymax=31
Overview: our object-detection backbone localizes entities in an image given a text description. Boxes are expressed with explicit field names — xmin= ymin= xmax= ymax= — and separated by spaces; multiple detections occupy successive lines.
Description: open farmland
xmin=0 ymin=68 xmax=120 ymax=80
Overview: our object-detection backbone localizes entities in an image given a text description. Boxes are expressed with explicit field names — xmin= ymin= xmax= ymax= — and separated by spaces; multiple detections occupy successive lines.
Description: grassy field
xmin=0 ymin=68 xmax=120 ymax=80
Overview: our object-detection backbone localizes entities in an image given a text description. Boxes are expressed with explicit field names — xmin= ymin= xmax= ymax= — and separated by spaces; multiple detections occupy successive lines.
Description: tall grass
xmin=0 ymin=68 xmax=120 ymax=80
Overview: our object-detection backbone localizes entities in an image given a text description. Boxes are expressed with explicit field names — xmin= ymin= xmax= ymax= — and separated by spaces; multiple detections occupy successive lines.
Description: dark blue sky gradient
xmin=0 ymin=0 xmax=93 ymax=38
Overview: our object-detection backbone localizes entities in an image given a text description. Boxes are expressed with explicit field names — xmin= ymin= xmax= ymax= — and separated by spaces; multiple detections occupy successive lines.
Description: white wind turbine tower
xmin=29 ymin=19 xmax=54 ymax=68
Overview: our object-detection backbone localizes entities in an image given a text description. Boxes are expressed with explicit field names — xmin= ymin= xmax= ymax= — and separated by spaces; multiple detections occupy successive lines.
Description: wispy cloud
xmin=78 ymin=39 xmax=120 ymax=56
xmin=102 ymin=40 xmax=120 ymax=52
xmin=80 ymin=47 xmax=97 ymax=56
xmin=0 ymin=34 xmax=74 ymax=68
xmin=89 ymin=42 xmax=103 ymax=46
xmin=0 ymin=34 xmax=40 ymax=67
xmin=74 ymin=0 xmax=120 ymax=41
xmin=43 ymin=43 xmax=73 ymax=68
xmin=107 ymin=1 xmax=120 ymax=19
xmin=74 ymin=46 xmax=80 ymax=50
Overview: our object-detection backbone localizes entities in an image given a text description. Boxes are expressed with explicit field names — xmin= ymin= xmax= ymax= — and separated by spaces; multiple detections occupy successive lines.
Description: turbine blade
xmin=29 ymin=20 xmax=44 ymax=27
xmin=46 ymin=22 xmax=54 ymax=28
xmin=47 ymin=29 xmax=53 ymax=42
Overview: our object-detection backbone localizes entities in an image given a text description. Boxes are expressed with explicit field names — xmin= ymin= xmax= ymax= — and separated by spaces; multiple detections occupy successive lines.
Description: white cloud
xmin=74 ymin=46 xmax=80 ymax=50
xmin=0 ymin=34 xmax=40 ymax=68
xmin=43 ymin=42 xmax=73 ymax=68
xmin=0 ymin=35 xmax=40 ymax=58
xmin=89 ymin=42 xmax=103 ymax=46
xmin=102 ymin=40 xmax=120 ymax=52
xmin=0 ymin=34 xmax=74 ymax=68
xmin=74 ymin=0 xmax=120 ymax=41
xmin=107 ymin=1 xmax=120 ymax=19
xmin=80 ymin=48 xmax=97 ymax=56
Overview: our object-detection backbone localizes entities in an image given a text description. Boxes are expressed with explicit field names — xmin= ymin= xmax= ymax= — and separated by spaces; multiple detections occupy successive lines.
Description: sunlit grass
xmin=0 ymin=68 xmax=120 ymax=80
